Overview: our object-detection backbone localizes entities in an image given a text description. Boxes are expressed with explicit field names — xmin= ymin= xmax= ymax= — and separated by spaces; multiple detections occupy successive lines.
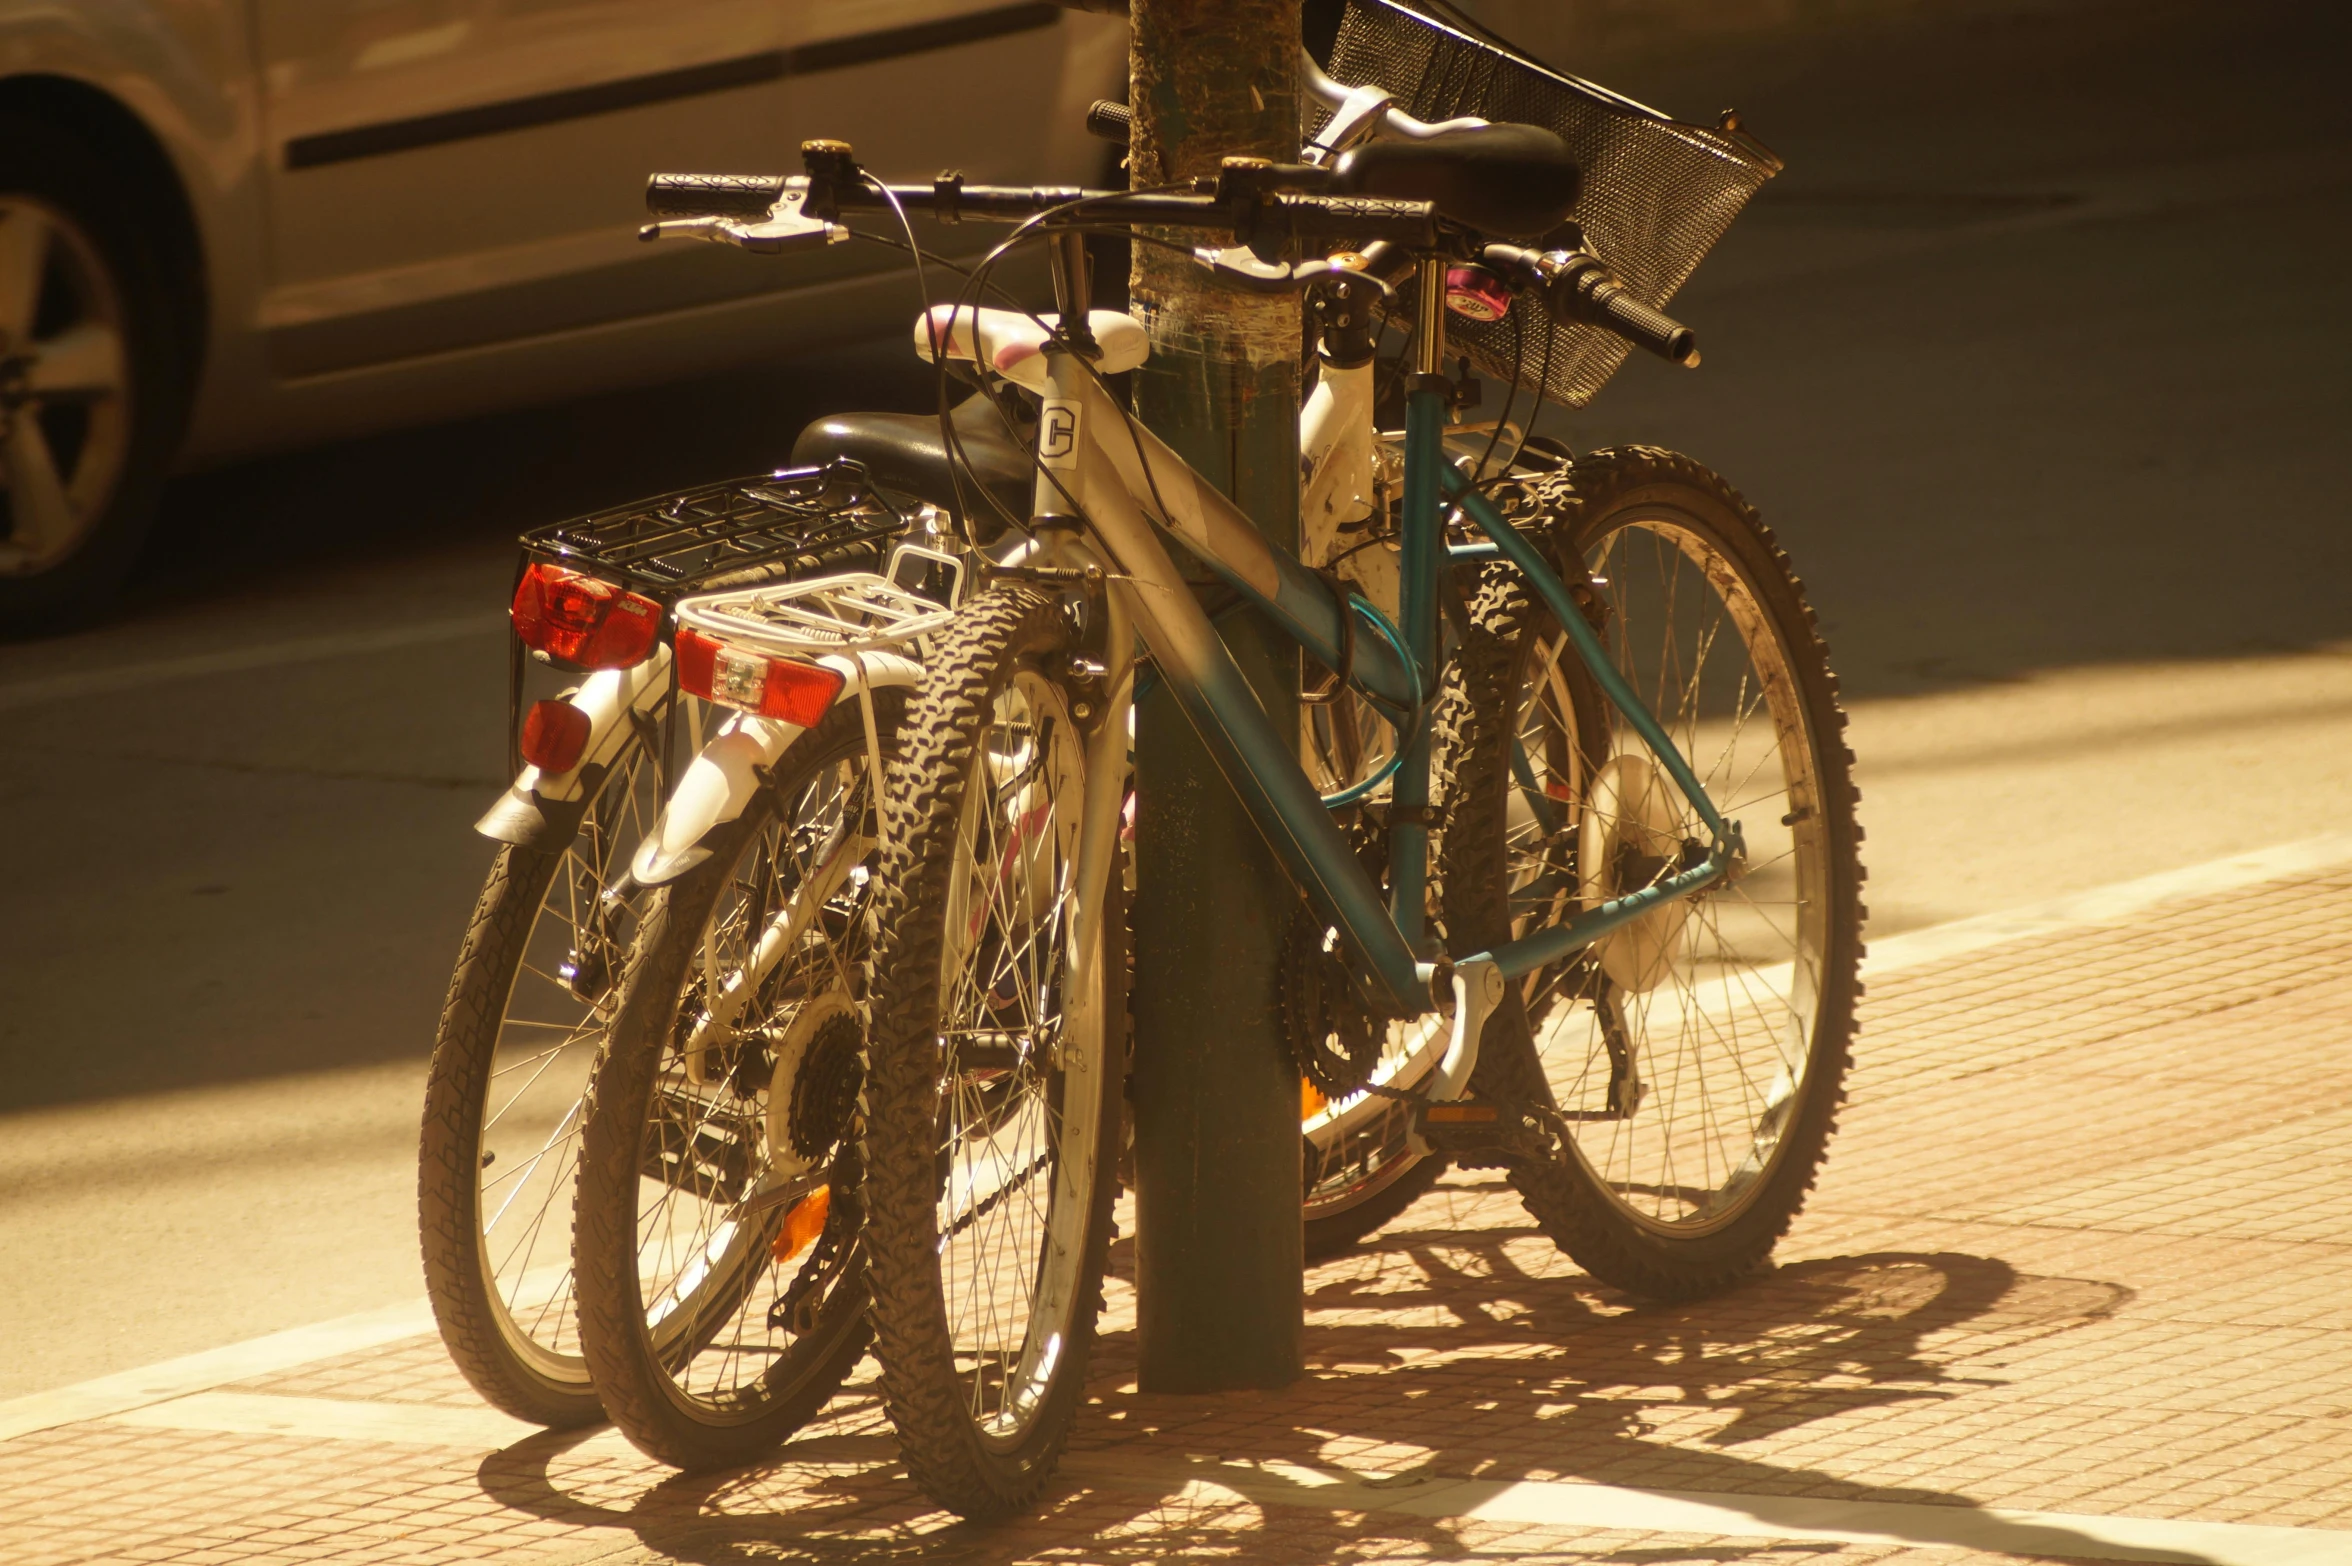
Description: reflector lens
xmin=1444 ymin=264 xmax=1512 ymax=324
xmin=674 ymin=630 xmax=845 ymax=725
xmin=773 ymin=1185 xmax=831 ymax=1263
xmin=1301 ymin=1079 xmax=1327 ymax=1122
xmin=519 ymin=699 xmax=592 ymax=774
xmin=510 ymin=564 xmax=661 ymax=669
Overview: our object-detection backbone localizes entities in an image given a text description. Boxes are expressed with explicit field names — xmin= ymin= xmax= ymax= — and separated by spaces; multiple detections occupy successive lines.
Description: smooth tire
xmin=419 ymin=737 xmax=666 ymax=1427
xmin=572 ymin=698 xmax=899 ymax=1470
xmin=1435 ymin=447 xmax=1864 ymax=1301
xmin=863 ymin=588 xmax=1124 ymax=1520
xmin=0 ymin=114 xmax=189 ymax=634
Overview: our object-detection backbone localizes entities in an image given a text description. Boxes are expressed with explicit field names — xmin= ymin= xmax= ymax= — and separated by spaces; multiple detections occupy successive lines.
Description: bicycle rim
xmin=1523 ymin=510 xmax=1831 ymax=1236
xmin=473 ymin=742 xmax=663 ymax=1385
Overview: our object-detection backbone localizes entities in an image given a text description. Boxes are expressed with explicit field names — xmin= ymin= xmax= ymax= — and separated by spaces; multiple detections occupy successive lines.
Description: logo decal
xmin=1038 ymin=399 xmax=1081 ymax=471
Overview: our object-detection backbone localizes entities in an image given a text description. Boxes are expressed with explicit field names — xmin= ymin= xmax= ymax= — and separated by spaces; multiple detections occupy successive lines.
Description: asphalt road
xmin=1 ymin=0 xmax=2345 ymax=1399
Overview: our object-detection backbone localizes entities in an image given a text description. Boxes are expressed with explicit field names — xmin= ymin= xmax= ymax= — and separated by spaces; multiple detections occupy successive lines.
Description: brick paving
xmin=6 ymin=866 xmax=2351 ymax=1564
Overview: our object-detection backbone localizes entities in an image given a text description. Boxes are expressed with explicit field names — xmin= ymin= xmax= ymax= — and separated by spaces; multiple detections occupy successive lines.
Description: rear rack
xmin=675 ymin=572 xmax=958 ymax=661
xmin=518 ymin=460 xmax=907 ymax=601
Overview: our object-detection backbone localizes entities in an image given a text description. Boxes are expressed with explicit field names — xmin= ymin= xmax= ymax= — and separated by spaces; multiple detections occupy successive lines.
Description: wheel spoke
xmin=27 ymin=322 xmax=124 ymax=399
xmin=3 ymin=417 xmax=75 ymax=557
xmin=0 ymin=206 xmax=45 ymax=340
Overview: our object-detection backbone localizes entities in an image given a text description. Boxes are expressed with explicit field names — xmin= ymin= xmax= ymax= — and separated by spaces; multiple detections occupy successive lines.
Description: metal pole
xmin=1126 ymin=0 xmax=1305 ymax=1393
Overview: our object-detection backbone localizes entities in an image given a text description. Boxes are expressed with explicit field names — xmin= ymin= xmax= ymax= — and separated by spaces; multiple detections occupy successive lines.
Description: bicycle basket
xmin=518 ymin=461 xmax=908 ymax=602
xmin=1318 ymin=0 xmax=1782 ymax=407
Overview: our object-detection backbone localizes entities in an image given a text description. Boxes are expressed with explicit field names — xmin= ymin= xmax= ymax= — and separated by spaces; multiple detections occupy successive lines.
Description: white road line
xmin=1865 ymin=831 xmax=2352 ymax=976
xmin=1066 ymin=1454 xmax=2352 ymax=1566
xmin=106 ymin=1390 xmax=550 ymax=1450
xmin=0 ymin=612 xmax=506 ymax=711
xmin=0 ymin=1297 xmax=437 ymax=1443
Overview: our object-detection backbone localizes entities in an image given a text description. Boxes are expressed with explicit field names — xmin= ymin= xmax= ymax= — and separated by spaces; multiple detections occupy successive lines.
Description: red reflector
xmin=519 ymin=699 xmax=592 ymax=773
xmin=674 ymin=630 xmax=845 ymax=726
xmin=511 ymin=563 xmax=661 ymax=669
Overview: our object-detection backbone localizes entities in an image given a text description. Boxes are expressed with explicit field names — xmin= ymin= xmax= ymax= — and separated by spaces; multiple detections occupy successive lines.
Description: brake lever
xmin=1190 ymin=247 xmax=1398 ymax=299
xmin=637 ymin=184 xmax=849 ymax=254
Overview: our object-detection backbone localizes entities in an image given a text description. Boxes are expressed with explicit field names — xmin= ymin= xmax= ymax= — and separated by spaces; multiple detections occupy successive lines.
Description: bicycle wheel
xmin=571 ymin=696 xmax=899 ymax=1469
xmin=419 ymin=725 xmax=666 ymax=1426
xmin=1435 ymin=447 xmax=1863 ymax=1301
xmin=863 ymin=588 xmax=1124 ymax=1520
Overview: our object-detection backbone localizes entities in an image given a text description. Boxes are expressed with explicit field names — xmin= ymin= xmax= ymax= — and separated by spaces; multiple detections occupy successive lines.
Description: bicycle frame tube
xmin=1437 ymin=469 xmax=1737 ymax=983
xmin=1079 ymin=397 xmax=1420 ymax=713
xmin=1039 ymin=353 xmax=1430 ymax=1016
xmin=1441 ymin=469 xmax=1732 ymax=844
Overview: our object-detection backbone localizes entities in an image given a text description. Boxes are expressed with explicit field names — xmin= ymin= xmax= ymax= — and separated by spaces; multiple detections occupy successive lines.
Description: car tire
xmin=0 ymin=111 xmax=192 ymax=636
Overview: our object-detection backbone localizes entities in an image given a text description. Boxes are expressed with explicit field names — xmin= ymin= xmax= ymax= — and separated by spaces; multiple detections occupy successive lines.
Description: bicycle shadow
xmin=475 ymin=1224 xmax=2154 ymax=1564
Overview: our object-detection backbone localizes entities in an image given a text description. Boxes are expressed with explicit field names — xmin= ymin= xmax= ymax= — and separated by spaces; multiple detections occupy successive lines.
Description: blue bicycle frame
xmin=1032 ymin=260 xmax=1738 ymax=1026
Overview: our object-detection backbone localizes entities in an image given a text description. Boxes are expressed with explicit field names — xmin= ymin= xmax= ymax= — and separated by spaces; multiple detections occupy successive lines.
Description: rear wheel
xmin=862 ymin=589 xmax=1124 ymax=1520
xmin=419 ymin=731 xmax=665 ymax=1427
xmin=1436 ymin=448 xmax=1863 ymax=1301
xmin=572 ymin=698 xmax=899 ymax=1469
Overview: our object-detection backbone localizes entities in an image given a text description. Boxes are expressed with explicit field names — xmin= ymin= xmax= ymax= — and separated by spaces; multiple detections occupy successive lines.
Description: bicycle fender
xmin=473 ymin=654 xmax=672 ymax=850
xmin=629 ymin=650 xmax=920 ymax=886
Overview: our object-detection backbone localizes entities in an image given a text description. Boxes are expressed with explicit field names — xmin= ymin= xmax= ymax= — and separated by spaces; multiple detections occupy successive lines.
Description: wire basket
xmin=1319 ymin=0 xmax=1782 ymax=407
xmin=519 ymin=461 xmax=908 ymax=601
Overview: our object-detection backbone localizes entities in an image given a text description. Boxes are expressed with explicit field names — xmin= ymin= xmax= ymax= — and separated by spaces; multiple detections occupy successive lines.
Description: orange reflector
xmin=518 ymin=698 xmax=591 ymax=774
xmin=1543 ymin=778 xmax=1577 ymax=802
xmin=772 ymin=1185 xmax=831 ymax=1263
xmin=1300 ymin=1079 xmax=1327 ymax=1121
xmin=1424 ymin=1103 xmax=1499 ymax=1124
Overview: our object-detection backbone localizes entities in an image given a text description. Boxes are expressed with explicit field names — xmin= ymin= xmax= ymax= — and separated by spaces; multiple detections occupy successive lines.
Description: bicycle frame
xmin=1026 ymin=260 xmax=1740 ymax=1036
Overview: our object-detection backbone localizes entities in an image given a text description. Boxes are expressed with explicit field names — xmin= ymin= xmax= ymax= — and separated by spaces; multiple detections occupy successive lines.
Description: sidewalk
xmin=7 ymin=857 xmax=2351 ymax=1565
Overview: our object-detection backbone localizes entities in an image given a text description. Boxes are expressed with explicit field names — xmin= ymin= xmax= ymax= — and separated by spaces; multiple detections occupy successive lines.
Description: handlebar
xmin=642 ymin=156 xmax=1441 ymax=254
xmin=641 ymin=147 xmax=1696 ymax=371
xmin=1482 ymin=243 xmax=1699 ymax=367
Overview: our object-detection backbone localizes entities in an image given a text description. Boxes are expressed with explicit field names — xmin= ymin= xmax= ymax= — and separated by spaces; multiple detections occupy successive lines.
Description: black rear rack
xmin=519 ymin=460 xmax=907 ymax=601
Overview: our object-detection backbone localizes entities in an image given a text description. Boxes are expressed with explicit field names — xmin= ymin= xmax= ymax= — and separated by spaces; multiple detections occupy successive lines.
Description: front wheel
xmin=862 ymin=589 xmax=1124 ymax=1520
xmin=1435 ymin=447 xmax=1864 ymax=1301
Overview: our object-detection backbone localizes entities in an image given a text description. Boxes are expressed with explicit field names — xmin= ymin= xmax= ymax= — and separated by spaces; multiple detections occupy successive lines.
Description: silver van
xmin=0 ymin=1 xmax=1123 ymax=629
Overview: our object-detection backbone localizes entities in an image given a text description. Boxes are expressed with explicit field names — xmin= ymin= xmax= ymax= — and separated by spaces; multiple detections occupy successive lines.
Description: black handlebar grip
xmin=1255 ymin=194 xmax=1441 ymax=254
xmin=1085 ymin=100 xmax=1132 ymax=145
xmin=645 ymin=172 xmax=786 ymax=219
xmin=1550 ymin=257 xmax=1698 ymax=366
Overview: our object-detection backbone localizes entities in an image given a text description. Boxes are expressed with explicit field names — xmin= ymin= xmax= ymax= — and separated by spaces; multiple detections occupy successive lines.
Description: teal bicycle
xmin=639 ymin=1 xmax=1862 ymax=1518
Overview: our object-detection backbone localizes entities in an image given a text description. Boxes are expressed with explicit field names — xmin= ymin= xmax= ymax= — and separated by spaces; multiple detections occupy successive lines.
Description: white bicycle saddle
xmin=913 ymin=305 xmax=1150 ymax=389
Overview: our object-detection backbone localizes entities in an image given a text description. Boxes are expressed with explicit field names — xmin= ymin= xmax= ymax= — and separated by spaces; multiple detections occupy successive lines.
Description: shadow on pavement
xmin=475 ymin=1244 xmax=2157 ymax=1563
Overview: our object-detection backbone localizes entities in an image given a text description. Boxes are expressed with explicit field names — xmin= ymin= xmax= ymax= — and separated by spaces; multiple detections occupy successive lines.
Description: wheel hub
xmin=1580 ymin=753 xmax=1700 ymax=994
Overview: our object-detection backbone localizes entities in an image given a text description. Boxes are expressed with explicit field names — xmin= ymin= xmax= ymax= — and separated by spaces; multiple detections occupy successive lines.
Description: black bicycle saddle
xmin=1329 ymin=122 xmax=1580 ymax=238
xmin=791 ymin=393 xmax=1034 ymax=543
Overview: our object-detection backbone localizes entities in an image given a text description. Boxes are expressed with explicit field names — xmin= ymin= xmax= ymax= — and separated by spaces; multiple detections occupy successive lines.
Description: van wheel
xmin=0 ymin=113 xmax=189 ymax=635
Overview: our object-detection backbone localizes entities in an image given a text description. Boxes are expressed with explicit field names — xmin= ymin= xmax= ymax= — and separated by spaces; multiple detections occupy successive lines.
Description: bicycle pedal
xmin=1413 ymin=1098 xmax=1542 ymax=1166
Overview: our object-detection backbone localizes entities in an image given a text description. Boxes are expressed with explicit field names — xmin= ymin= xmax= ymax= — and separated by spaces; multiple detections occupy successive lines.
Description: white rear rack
xmin=674 ymin=570 xmax=956 ymax=660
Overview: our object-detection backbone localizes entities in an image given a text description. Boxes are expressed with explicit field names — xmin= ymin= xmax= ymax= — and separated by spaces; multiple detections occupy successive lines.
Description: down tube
xmin=1059 ymin=402 xmax=1428 ymax=1017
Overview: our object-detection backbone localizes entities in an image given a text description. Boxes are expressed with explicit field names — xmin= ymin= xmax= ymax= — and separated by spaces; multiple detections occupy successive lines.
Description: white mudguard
xmin=629 ymin=649 xmax=922 ymax=886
